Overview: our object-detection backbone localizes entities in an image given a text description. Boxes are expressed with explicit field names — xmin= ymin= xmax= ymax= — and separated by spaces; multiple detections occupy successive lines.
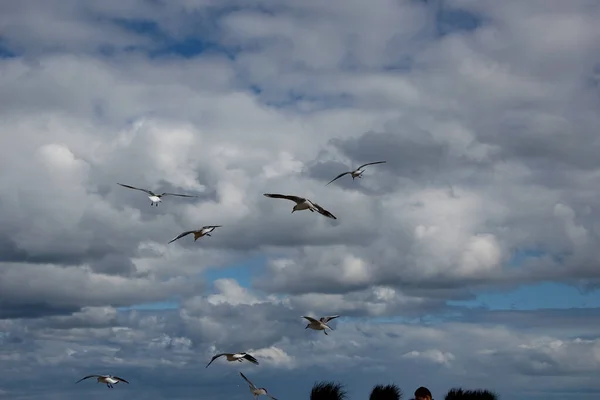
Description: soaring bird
xmin=117 ymin=183 xmax=198 ymax=206
xmin=168 ymin=225 xmax=222 ymax=244
xmin=263 ymin=193 xmax=336 ymax=220
xmin=75 ymin=374 xmax=129 ymax=389
xmin=205 ymin=352 xmax=259 ymax=368
xmin=239 ymin=372 xmax=278 ymax=400
xmin=325 ymin=161 xmax=386 ymax=185
xmin=303 ymin=315 xmax=340 ymax=335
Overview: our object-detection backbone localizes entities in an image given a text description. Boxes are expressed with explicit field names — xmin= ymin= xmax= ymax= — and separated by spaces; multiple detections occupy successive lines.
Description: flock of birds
xmin=76 ymin=160 xmax=388 ymax=398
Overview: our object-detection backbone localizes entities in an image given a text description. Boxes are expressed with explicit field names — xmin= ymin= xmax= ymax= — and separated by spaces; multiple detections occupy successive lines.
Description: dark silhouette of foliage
xmin=445 ymin=387 xmax=498 ymax=400
xmin=369 ymin=383 xmax=403 ymax=400
xmin=310 ymin=381 xmax=348 ymax=400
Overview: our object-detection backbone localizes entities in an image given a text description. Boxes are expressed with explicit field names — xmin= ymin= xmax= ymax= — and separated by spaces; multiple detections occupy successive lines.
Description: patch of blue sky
xmin=0 ymin=41 xmax=17 ymax=59
xmin=448 ymin=282 xmax=600 ymax=311
xmin=105 ymin=17 xmax=235 ymax=59
xmin=204 ymin=254 xmax=268 ymax=288
xmin=434 ymin=4 xmax=483 ymax=37
xmin=505 ymin=247 xmax=568 ymax=270
xmin=118 ymin=300 xmax=179 ymax=311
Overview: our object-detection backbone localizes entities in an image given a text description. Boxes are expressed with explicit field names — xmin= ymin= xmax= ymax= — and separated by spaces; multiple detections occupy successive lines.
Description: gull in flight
xmin=263 ymin=193 xmax=337 ymax=220
xmin=303 ymin=315 xmax=340 ymax=335
xmin=240 ymin=372 xmax=278 ymax=400
xmin=168 ymin=225 xmax=222 ymax=244
xmin=75 ymin=374 xmax=129 ymax=389
xmin=205 ymin=352 xmax=259 ymax=368
xmin=117 ymin=183 xmax=198 ymax=206
xmin=325 ymin=161 xmax=387 ymax=185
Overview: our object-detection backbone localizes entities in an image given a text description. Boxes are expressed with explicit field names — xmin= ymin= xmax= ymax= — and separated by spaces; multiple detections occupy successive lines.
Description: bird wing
xmin=117 ymin=183 xmax=154 ymax=196
xmin=302 ymin=316 xmax=319 ymax=323
xmin=268 ymin=395 xmax=278 ymax=400
xmin=75 ymin=375 xmax=101 ymax=384
xmin=167 ymin=230 xmax=196 ymax=244
xmin=263 ymin=193 xmax=305 ymax=204
xmin=205 ymin=353 xmax=227 ymax=368
xmin=159 ymin=192 xmax=198 ymax=198
xmin=113 ymin=376 xmax=129 ymax=384
xmin=357 ymin=160 xmax=386 ymax=170
xmin=240 ymin=372 xmax=257 ymax=389
xmin=202 ymin=225 xmax=222 ymax=230
xmin=320 ymin=315 xmax=340 ymax=323
xmin=311 ymin=202 xmax=337 ymax=220
xmin=325 ymin=171 xmax=351 ymax=186
xmin=242 ymin=353 xmax=259 ymax=365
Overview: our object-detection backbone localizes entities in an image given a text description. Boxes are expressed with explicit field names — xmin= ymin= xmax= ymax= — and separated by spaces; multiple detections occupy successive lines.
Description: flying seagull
xmin=240 ymin=372 xmax=278 ymax=400
xmin=325 ymin=161 xmax=387 ymax=185
xmin=117 ymin=183 xmax=198 ymax=206
xmin=263 ymin=193 xmax=336 ymax=220
xmin=303 ymin=315 xmax=340 ymax=335
xmin=75 ymin=375 xmax=129 ymax=389
xmin=168 ymin=225 xmax=222 ymax=244
xmin=205 ymin=352 xmax=259 ymax=368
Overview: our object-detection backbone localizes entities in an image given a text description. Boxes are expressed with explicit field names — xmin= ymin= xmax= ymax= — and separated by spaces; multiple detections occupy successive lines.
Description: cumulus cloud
xmin=1 ymin=0 xmax=600 ymax=399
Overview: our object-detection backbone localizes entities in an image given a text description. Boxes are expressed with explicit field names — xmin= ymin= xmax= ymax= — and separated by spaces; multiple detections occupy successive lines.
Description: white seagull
xmin=205 ymin=352 xmax=259 ymax=368
xmin=303 ymin=315 xmax=340 ymax=335
xmin=117 ymin=183 xmax=198 ymax=206
xmin=263 ymin=193 xmax=337 ymax=220
xmin=168 ymin=225 xmax=222 ymax=244
xmin=75 ymin=374 xmax=129 ymax=389
xmin=325 ymin=161 xmax=387 ymax=185
xmin=240 ymin=372 xmax=278 ymax=400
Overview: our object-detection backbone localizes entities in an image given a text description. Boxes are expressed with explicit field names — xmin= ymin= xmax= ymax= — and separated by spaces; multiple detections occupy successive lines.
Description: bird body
xmin=325 ymin=161 xmax=386 ymax=185
xmin=240 ymin=372 xmax=278 ymax=400
xmin=263 ymin=193 xmax=336 ymax=219
xmin=117 ymin=183 xmax=198 ymax=206
xmin=205 ymin=352 xmax=259 ymax=368
xmin=303 ymin=315 xmax=340 ymax=335
xmin=75 ymin=374 xmax=129 ymax=389
xmin=168 ymin=226 xmax=222 ymax=244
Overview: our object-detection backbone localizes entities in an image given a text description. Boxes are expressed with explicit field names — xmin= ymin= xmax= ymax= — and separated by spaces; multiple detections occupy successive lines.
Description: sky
xmin=1 ymin=0 xmax=600 ymax=399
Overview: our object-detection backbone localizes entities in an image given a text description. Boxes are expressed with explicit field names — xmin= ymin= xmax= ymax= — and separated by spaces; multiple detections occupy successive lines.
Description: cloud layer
xmin=1 ymin=0 xmax=600 ymax=399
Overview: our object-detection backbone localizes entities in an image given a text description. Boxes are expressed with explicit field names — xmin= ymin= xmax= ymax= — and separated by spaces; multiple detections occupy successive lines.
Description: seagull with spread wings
xmin=325 ymin=161 xmax=387 ymax=185
xmin=168 ymin=225 xmax=222 ymax=244
xmin=302 ymin=315 xmax=340 ymax=335
xmin=205 ymin=352 xmax=259 ymax=368
xmin=117 ymin=183 xmax=198 ymax=206
xmin=263 ymin=193 xmax=337 ymax=220
xmin=75 ymin=374 xmax=129 ymax=389
xmin=240 ymin=372 xmax=278 ymax=400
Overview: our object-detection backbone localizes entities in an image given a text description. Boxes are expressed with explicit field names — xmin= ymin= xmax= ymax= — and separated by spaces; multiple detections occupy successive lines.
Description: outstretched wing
xmin=320 ymin=315 xmax=340 ymax=323
xmin=205 ymin=353 xmax=227 ymax=368
xmin=168 ymin=230 xmax=195 ymax=244
xmin=240 ymin=372 xmax=257 ymax=390
xmin=263 ymin=193 xmax=305 ymax=204
xmin=159 ymin=192 xmax=198 ymax=198
xmin=302 ymin=316 xmax=319 ymax=323
xmin=242 ymin=353 xmax=259 ymax=365
xmin=117 ymin=183 xmax=155 ymax=196
xmin=113 ymin=376 xmax=129 ymax=384
xmin=268 ymin=395 xmax=279 ymax=400
xmin=325 ymin=171 xmax=351 ymax=186
xmin=357 ymin=160 xmax=386 ymax=170
xmin=312 ymin=202 xmax=337 ymax=220
xmin=202 ymin=225 xmax=222 ymax=230
xmin=75 ymin=375 xmax=101 ymax=384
